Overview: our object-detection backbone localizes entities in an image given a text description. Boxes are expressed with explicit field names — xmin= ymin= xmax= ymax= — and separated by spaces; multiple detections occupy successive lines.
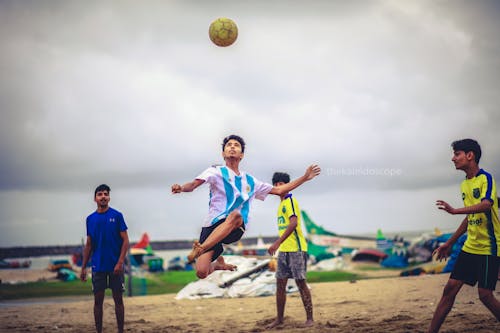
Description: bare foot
xmin=187 ymin=241 xmax=204 ymax=263
xmin=213 ymin=256 xmax=237 ymax=271
xmin=266 ymin=319 xmax=283 ymax=329
xmin=303 ymin=319 xmax=314 ymax=327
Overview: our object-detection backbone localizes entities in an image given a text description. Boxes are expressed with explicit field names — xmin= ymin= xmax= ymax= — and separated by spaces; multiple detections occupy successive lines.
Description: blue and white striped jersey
xmin=196 ymin=165 xmax=273 ymax=227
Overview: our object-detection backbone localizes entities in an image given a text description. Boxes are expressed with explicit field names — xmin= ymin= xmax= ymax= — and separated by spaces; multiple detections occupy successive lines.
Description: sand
xmin=1 ymin=273 xmax=500 ymax=333
xmin=0 ymin=269 xmax=58 ymax=284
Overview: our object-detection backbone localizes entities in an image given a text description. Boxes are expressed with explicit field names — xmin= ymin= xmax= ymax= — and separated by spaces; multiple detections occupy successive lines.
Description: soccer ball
xmin=209 ymin=17 xmax=238 ymax=47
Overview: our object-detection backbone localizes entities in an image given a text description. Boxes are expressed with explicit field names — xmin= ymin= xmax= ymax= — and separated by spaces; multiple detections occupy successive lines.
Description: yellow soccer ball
xmin=209 ymin=17 xmax=238 ymax=47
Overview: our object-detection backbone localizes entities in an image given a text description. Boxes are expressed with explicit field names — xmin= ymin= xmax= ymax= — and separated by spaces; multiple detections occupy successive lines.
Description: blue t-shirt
xmin=86 ymin=207 xmax=128 ymax=272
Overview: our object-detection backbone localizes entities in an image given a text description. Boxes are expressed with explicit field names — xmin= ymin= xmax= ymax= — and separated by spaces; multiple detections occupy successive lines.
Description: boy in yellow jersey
xmin=266 ymin=172 xmax=313 ymax=329
xmin=428 ymin=139 xmax=500 ymax=333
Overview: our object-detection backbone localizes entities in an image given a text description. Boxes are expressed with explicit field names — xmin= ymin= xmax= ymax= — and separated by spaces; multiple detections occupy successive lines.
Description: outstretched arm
xmin=436 ymin=198 xmax=492 ymax=215
xmin=171 ymin=179 xmax=205 ymax=194
xmin=270 ymin=164 xmax=321 ymax=196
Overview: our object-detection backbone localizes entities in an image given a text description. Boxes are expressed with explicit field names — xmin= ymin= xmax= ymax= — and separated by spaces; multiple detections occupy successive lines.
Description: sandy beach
xmin=1 ymin=272 xmax=500 ymax=333
xmin=0 ymin=269 xmax=57 ymax=284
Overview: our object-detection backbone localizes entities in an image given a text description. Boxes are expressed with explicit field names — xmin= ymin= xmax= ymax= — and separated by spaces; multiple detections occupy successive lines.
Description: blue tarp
xmin=442 ymin=233 xmax=467 ymax=273
xmin=381 ymin=254 xmax=408 ymax=268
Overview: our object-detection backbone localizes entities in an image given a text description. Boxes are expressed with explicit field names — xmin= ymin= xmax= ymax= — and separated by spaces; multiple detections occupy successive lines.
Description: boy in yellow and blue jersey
xmin=267 ymin=172 xmax=313 ymax=329
xmin=428 ymin=139 xmax=500 ymax=333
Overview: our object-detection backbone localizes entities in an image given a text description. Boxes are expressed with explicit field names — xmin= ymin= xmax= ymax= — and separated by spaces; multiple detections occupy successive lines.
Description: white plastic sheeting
xmin=308 ymin=257 xmax=346 ymax=271
xmin=175 ymin=256 xmax=299 ymax=300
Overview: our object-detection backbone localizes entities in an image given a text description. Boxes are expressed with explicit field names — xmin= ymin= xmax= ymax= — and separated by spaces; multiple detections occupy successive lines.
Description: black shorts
xmin=200 ymin=218 xmax=245 ymax=262
xmin=450 ymin=251 xmax=499 ymax=290
xmin=92 ymin=272 xmax=125 ymax=293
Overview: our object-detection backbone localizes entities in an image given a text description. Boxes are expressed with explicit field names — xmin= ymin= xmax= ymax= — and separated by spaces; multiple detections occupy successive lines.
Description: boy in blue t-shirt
xmin=81 ymin=184 xmax=129 ymax=333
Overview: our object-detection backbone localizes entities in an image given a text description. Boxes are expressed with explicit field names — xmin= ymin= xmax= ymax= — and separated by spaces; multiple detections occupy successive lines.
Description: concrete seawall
xmin=0 ymin=236 xmax=276 ymax=259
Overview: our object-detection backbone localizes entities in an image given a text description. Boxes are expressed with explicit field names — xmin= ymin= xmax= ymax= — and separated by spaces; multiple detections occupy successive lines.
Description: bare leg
xmin=478 ymin=288 xmax=500 ymax=321
xmin=112 ymin=289 xmax=125 ymax=333
xmin=195 ymin=251 xmax=237 ymax=279
xmin=188 ymin=211 xmax=243 ymax=263
xmin=93 ymin=290 xmax=105 ymax=333
xmin=195 ymin=251 xmax=215 ymax=279
xmin=266 ymin=278 xmax=287 ymax=329
xmin=187 ymin=241 xmax=204 ymax=263
xmin=296 ymin=279 xmax=314 ymax=327
xmin=427 ymin=278 xmax=464 ymax=333
xmin=201 ymin=211 xmax=243 ymax=249
xmin=213 ymin=256 xmax=237 ymax=271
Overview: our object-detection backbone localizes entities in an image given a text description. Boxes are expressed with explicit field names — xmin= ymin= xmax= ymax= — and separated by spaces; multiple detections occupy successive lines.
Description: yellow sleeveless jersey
xmin=276 ymin=193 xmax=308 ymax=252
xmin=461 ymin=169 xmax=500 ymax=256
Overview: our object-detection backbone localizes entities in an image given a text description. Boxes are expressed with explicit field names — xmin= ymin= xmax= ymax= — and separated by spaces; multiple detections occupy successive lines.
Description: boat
xmin=56 ymin=268 xmax=78 ymax=281
xmin=0 ymin=259 xmax=32 ymax=269
xmin=306 ymin=239 xmax=340 ymax=263
xmin=302 ymin=210 xmax=377 ymax=253
xmin=351 ymin=248 xmax=388 ymax=263
xmin=71 ymin=238 xmax=92 ymax=267
xmin=129 ymin=233 xmax=164 ymax=272
xmin=48 ymin=259 xmax=73 ymax=272
xmin=225 ymin=237 xmax=270 ymax=257
xmin=167 ymin=256 xmax=194 ymax=271
xmin=71 ymin=251 xmax=91 ymax=267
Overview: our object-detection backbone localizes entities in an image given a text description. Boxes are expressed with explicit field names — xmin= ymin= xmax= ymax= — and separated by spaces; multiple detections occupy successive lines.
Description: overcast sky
xmin=1 ymin=0 xmax=500 ymax=247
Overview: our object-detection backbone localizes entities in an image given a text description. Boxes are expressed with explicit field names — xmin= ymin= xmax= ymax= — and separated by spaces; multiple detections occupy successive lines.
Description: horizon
xmin=0 ymin=225 xmax=455 ymax=249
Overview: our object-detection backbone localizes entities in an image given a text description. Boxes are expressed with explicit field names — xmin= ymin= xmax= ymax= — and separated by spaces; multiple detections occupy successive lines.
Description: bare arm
xmin=171 ymin=179 xmax=205 ymax=194
xmin=433 ymin=218 xmax=468 ymax=261
xmin=436 ymin=198 xmax=492 ymax=215
xmin=114 ymin=231 xmax=129 ymax=275
xmin=268 ymin=216 xmax=298 ymax=256
xmin=270 ymin=164 xmax=321 ymax=196
xmin=80 ymin=236 xmax=92 ymax=281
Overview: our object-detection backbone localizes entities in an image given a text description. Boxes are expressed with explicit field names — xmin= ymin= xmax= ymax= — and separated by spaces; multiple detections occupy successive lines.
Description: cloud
xmin=1 ymin=1 xmax=500 ymax=246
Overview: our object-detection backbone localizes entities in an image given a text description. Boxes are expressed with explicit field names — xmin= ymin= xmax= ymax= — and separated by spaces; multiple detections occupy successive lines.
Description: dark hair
xmin=452 ymin=139 xmax=481 ymax=163
xmin=222 ymin=134 xmax=246 ymax=153
xmin=94 ymin=184 xmax=111 ymax=197
xmin=272 ymin=172 xmax=290 ymax=185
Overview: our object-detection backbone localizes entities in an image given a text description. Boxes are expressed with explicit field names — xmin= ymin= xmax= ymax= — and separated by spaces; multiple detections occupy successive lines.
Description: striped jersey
xmin=276 ymin=193 xmax=308 ymax=252
xmin=196 ymin=166 xmax=273 ymax=227
xmin=461 ymin=169 xmax=500 ymax=256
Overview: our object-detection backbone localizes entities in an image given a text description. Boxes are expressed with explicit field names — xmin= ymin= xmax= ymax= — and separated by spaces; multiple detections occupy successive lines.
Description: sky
xmin=1 ymin=0 xmax=500 ymax=247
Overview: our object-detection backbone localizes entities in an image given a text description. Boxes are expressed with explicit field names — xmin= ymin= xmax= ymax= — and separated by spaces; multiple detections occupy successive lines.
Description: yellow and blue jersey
xmin=276 ymin=193 xmax=308 ymax=252
xmin=461 ymin=169 xmax=500 ymax=256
